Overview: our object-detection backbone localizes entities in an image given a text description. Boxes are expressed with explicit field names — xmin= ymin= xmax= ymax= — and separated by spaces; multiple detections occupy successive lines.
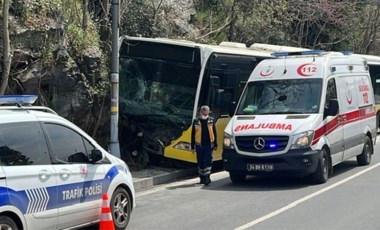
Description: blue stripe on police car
xmin=0 ymin=166 xmax=120 ymax=214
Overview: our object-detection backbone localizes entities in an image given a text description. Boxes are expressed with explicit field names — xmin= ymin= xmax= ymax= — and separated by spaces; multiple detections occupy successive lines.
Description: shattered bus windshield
xmin=120 ymin=58 xmax=198 ymax=120
xmin=237 ymin=79 xmax=322 ymax=115
xmin=119 ymin=41 xmax=201 ymax=155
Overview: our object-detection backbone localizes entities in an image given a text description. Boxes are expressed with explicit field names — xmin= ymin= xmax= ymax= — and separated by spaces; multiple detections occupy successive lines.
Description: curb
xmin=133 ymin=168 xmax=198 ymax=192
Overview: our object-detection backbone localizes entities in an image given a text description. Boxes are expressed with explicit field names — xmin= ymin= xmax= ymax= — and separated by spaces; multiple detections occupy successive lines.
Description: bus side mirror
xmin=228 ymin=101 xmax=236 ymax=117
xmin=324 ymin=99 xmax=339 ymax=117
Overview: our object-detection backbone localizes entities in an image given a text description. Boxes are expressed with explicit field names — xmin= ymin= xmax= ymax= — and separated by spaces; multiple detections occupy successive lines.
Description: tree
xmin=0 ymin=0 xmax=12 ymax=95
xmin=351 ymin=1 xmax=380 ymax=54
xmin=83 ymin=0 xmax=88 ymax=32
xmin=286 ymin=0 xmax=359 ymax=50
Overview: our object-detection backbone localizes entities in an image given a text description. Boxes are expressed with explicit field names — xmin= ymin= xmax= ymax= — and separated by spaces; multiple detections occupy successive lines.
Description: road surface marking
xmin=234 ymin=162 xmax=380 ymax=230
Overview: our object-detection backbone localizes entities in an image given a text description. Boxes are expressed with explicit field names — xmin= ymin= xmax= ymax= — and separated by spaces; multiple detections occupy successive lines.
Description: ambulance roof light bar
xmin=271 ymin=50 xmax=325 ymax=57
xmin=0 ymin=95 xmax=38 ymax=106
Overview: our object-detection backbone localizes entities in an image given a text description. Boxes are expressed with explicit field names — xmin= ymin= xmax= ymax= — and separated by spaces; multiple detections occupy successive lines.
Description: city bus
xmin=118 ymin=36 xmax=275 ymax=164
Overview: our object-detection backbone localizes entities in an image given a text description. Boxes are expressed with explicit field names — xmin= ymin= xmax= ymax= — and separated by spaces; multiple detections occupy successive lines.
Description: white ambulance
xmin=223 ymin=51 xmax=377 ymax=184
xmin=0 ymin=95 xmax=135 ymax=229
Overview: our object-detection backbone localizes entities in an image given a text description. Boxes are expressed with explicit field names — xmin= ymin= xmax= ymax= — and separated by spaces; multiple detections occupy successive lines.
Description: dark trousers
xmin=195 ymin=145 xmax=213 ymax=178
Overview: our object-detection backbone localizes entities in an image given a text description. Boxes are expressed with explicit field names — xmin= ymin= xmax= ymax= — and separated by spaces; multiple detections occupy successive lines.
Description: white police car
xmin=0 ymin=95 xmax=135 ymax=230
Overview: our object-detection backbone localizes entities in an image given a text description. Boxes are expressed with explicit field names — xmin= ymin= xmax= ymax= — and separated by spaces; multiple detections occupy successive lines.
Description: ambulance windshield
xmin=237 ymin=79 xmax=322 ymax=115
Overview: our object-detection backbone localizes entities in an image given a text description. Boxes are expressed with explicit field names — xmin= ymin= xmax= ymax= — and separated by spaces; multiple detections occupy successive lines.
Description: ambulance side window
xmin=45 ymin=124 xmax=89 ymax=164
xmin=0 ymin=122 xmax=50 ymax=166
xmin=326 ymin=78 xmax=337 ymax=100
xmin=324 ymin=78 xmax=338 ymax=117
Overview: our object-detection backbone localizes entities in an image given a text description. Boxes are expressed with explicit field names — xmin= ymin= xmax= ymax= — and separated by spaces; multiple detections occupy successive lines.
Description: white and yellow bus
xmin=118 ymin=36 xmax=275 ymax=164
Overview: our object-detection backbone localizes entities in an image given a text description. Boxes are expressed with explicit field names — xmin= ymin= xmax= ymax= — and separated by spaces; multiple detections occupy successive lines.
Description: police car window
xmin=83 ymin=138 xmax=96 ymax=155
xmin=0 ymin=122 xmax=50 ymax=166
xmin=44 ymin=124 xmax=89 ymax=164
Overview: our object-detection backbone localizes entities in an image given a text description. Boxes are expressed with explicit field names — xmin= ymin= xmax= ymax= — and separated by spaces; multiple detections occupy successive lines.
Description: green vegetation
xmin=3 ymin=0 xmax=380 ymax=168
xmin=67 ymin=23 xmax=100 ymax=55
xmin=41 ymin=40 xmax=55 ymax=66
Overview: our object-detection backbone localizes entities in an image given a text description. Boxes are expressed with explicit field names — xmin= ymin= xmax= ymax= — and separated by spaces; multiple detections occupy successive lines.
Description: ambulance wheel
xmin=357 ymin=136 xmax=373 ymax=166
xmin=311 ymin=148 xmax=329 ymax=184
xmin=0 ymin=215 xmax=18 ymax=230
xmin=111 ymin=187 xmax=132 ymax=230
xmin=229 ymin=172 xmax=246 ymax=184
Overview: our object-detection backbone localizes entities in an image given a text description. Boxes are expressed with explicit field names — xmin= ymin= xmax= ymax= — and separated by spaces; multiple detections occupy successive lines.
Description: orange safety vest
xmin=194 ymin=117 xmax=215 ymax=145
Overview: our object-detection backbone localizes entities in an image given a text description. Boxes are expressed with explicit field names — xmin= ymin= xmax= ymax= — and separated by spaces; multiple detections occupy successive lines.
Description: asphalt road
xmin=128 ymin=140 xmax=380 ymax=230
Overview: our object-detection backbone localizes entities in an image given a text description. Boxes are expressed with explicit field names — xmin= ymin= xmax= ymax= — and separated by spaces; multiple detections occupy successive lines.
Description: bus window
xmin=369 ymin=65 xmax=380 ymax=103
xmin=199 ymin=53 xmax=258 ymax=119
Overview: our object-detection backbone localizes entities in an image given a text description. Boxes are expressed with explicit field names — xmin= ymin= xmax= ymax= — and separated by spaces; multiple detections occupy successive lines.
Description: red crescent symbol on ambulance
xmin=260 ymin=66 xmax=274 ymax=76
xmin=297 ymin=63 xmax=317 ymax=76
xmin=346 ymin=90 xmax=353 ymax=104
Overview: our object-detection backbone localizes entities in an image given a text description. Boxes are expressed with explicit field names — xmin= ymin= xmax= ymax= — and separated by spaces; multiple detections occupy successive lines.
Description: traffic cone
xmin=99 ymin=193 xmax=115 ymax=230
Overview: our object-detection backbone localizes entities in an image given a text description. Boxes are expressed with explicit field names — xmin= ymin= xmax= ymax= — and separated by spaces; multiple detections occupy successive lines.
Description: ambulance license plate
xmin=247 ymin=164 xmax=274 ymax=171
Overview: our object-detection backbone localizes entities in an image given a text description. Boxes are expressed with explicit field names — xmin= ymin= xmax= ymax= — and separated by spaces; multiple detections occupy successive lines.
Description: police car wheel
xmin=311 ymin=148 xmax=329 ymax=184
xmin=357 ymin=136 xmax=373 ymax=166
xmin=111 ymin=187 xmax=132 ymax=229
xmin=0 ymin=215 xmax=18 ymax=230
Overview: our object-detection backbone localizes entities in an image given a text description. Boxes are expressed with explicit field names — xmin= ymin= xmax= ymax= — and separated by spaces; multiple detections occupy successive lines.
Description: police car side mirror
xmin=325 ymin=99 xmax=339 ymax=117
xmin=89 ymin=149 xmax=103 ymax=163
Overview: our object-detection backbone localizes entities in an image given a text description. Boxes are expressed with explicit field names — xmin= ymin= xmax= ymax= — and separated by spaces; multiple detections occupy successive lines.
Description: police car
xmin=0 ymin=95 xmax=135 ymax=230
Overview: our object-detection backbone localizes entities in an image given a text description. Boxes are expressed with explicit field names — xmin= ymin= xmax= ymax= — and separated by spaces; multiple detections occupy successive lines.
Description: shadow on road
xmin=200 ymin=159 xmax=360 ymax=192
xmin=330 ymin=159 xmax=359 ymax=177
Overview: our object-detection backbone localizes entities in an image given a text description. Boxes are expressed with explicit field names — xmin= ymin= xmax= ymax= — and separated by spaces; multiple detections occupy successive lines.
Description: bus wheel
xmin=311 ymin=148 xmax=329 ymax=184
xmin=229 ymin=172 xmax=246 ymax=184
xmin=148 ymin=152 xmax=162 ymax=166
xmin=0 ymin=215 xmax=18 ymax=230
xmin=357 ymin=136 xmax=373 ymax=166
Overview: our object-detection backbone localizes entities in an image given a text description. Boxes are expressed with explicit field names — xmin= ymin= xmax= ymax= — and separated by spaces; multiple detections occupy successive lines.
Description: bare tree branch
xmin=197 ymin=17 xmax=231 ymax=39
xmin=1 ymin=0 xmax=12 ymax=95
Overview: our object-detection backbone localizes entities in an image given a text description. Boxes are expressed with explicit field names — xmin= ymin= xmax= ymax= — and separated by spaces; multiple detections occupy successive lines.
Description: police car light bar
xmin=271 ymin=50 xmax=325 ymax=57
xmin=341 ymin=50 xmax=353 ymax=56
xmin=0 ymin=95 xmax=38 ymax=106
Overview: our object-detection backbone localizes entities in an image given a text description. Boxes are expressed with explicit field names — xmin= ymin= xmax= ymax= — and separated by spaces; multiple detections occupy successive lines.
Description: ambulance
xmin=0 ymin=95 xmax=135 ymax=229
xmin=223 ymin=51 xmax=377 ymax=184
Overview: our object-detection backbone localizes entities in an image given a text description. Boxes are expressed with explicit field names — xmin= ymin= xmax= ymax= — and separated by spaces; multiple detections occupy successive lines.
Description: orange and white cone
xmin=99 ymin=193 xmax=115 ymax=230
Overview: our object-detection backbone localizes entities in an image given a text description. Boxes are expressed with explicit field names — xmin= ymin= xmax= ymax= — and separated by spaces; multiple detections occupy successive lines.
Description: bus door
xmin=369 ymin=64 xmax=380 ymax=128
xmin=207 ymin=69 xmax=251 ymax=161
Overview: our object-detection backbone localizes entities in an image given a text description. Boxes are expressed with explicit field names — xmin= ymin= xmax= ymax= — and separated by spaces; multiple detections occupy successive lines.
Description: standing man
xmin=191 ymin=105 xmax=217 ymax=186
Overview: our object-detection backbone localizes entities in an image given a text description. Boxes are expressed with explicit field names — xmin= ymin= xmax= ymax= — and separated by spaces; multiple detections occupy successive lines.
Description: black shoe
xmin=204 ymin=176 xmax=211 ymax=186
xmin=199 ymin=176 xmax=206 ymax=184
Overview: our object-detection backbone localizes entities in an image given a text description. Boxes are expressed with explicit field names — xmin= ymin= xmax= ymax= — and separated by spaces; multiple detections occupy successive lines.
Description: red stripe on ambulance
xmin=312 ymin=106 xmax=375 ymax=145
